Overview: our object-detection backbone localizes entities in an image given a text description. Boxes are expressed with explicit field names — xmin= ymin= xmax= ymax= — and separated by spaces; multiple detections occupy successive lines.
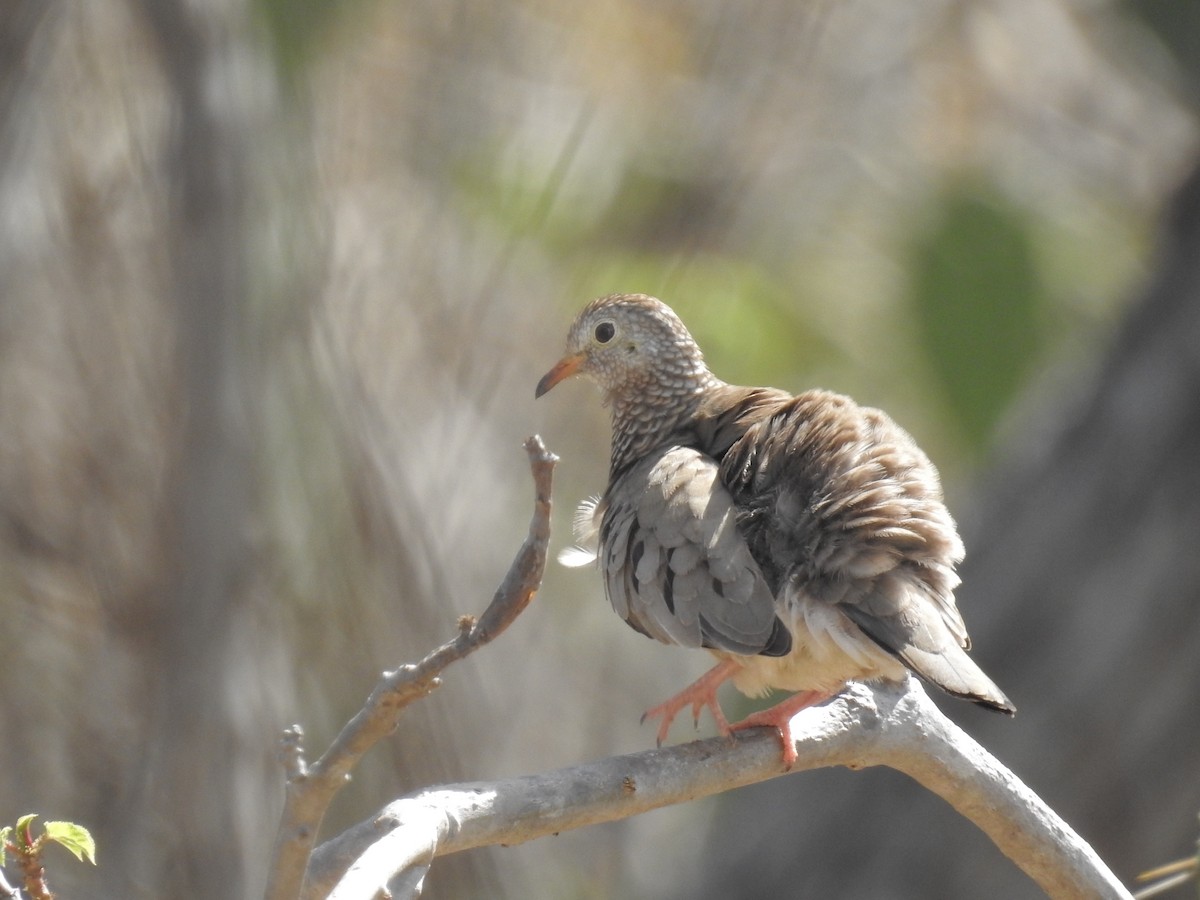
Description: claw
xmin=729 ymin=690 xmax=832 ymax=769
xmin=641 ymin=660 xmax=740 ymax=745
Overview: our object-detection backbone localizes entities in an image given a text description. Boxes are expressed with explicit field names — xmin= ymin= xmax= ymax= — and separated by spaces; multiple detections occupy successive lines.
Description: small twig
xmin=1134 ymin=826 xmax=1200 ymax=899
xmin=264 ymin=436 xmax=557 ymax=900
xmin=309 ymin=676 xmax=1131 ymax=900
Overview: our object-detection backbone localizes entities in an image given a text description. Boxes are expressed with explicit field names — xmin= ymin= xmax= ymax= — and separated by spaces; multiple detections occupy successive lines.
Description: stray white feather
xmin=557 ymin=545 xmax=598 ymax=567
xmin=557 ymin=495 xmax=603 ymax=568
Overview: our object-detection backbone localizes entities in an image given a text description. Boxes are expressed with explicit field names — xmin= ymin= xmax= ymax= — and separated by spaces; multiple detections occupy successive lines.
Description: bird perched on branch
xmin=536 ymin=293 xmax=1013 ymax=765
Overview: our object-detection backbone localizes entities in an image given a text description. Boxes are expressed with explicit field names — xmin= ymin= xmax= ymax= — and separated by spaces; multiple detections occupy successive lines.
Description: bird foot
xmin=641 ymin=660 xmax=741 ymax=745
xmin=730 ymin=690 xmax=833 ymax=768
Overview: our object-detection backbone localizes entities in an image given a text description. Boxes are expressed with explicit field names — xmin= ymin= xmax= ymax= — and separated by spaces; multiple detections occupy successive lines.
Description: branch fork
xmin=265 ymin=436 xmax=1131 ymax=900
xmin=264 ymin=436 xmax=557 ymax=900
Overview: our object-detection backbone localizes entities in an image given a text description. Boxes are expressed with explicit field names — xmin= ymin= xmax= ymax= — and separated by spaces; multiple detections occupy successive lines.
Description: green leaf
xmin=908 ymin=182 xmax=1045 ymax=453
xmin=14 ymin=814 xmax=38 ymax=845
xmin=0 ymin=826 xmax=10 ymax=865
xmin=44 ymin=821 xmax=96 ymax=865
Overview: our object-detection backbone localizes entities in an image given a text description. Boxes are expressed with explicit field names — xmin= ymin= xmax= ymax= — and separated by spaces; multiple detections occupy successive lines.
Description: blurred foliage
xmin=458 ymin=139 xmax=842 ymax=392
xmin=441 ymin=0 xmax=1197 ymax=478
xmin=1121 ymin=0 xmax=1200 ymax=100
xmin=253 ymin=0 xmax=364 ymax=82
xmin=907 ymin=181 xmax=1045 ymax=453
xmin=566 ymin=254 xmax=839 ymax=389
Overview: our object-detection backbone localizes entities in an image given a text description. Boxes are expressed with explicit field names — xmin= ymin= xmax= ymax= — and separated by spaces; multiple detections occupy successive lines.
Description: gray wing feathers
xmin=842 ymin=591 xmax=1014 ymax=712
xmin=836 ymin=556 xmax=1014 ymax=712
xmin=602 ymin=446 xmax=787 ymax=656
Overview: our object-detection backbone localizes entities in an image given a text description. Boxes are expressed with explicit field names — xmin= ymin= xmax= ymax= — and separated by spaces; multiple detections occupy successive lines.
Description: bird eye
xmin=594 ymin=321 xmax=615 ymax=344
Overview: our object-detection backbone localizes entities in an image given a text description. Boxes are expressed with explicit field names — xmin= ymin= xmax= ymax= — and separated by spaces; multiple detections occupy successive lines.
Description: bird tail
xmin=900 ymin=644 xmax=1015 ymax=714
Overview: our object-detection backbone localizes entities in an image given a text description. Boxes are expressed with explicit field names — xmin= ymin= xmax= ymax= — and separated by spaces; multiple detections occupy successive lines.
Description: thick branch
xmin=265 ymin=436 xmax=556 ymax=900
xmin=311 ymin=676 xmax=1131 ymax=900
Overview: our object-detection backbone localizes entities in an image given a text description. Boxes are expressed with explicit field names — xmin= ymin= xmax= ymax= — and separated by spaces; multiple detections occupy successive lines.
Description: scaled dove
xmin=537 ymin=293 xmax=1014 ymax=764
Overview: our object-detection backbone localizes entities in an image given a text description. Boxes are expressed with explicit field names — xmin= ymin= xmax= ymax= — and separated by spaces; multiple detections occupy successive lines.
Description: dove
xmin=537 ymin=293 xmax=1013 ymax=765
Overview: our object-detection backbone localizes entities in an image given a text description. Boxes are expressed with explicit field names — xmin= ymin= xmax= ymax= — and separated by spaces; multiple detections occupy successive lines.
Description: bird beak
xmin=535 ymin=352 xmax=585 ymax=398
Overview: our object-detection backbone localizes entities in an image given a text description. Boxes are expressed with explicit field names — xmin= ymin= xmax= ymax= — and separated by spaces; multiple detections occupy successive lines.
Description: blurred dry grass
xmin=0 ymin=0 xmax=1195 ymax=897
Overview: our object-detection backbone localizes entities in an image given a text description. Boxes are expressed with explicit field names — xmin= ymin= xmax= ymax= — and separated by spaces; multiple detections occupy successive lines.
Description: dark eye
xmin=594 ymin=321 xmax=615 ymax=344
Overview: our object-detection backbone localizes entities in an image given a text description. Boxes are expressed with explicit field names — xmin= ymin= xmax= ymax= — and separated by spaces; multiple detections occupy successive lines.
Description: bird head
xmin=535 ymin=293 xmax=710 ymax=403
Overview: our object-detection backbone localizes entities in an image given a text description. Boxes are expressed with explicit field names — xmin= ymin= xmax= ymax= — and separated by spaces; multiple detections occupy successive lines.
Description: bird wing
xmin=722 ymin=390 xmax=1013 ymax=711
xmin=600 ymin=445 xmax=791 ymax=657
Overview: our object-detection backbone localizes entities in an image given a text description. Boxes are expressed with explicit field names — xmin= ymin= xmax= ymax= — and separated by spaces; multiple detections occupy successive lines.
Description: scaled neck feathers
xmin=608 ymin=379 xmax=796 ymax=480
xmin=608 ymin=369 xmax=724 ymax=478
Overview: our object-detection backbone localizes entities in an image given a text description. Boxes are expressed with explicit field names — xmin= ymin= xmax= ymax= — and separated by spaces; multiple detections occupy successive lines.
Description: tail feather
xmin=900 ymin=644 xmax=1015 ymax=714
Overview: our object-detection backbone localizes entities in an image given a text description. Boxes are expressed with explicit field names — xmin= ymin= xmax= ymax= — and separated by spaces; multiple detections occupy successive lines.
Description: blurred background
xmin=0 ymin=0 xmax=1197 ymax=897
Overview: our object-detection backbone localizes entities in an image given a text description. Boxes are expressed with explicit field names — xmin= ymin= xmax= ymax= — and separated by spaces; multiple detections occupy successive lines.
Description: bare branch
xmin=311 ymin=676 xmax=1131 ymax=900
xmin=265 ymin=436 xmax=557 ymax=900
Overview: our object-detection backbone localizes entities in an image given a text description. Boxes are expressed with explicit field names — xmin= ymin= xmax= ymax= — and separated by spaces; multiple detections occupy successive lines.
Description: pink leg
xmin=641 ymin=659 xmax=741 ymax=746
xmin=730 ymin=690 xmax=834 ymax=768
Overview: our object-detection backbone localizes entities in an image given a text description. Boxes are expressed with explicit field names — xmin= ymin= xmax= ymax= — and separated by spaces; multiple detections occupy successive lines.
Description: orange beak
xmin=535 ymin=352 xmax=585 ymax=398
